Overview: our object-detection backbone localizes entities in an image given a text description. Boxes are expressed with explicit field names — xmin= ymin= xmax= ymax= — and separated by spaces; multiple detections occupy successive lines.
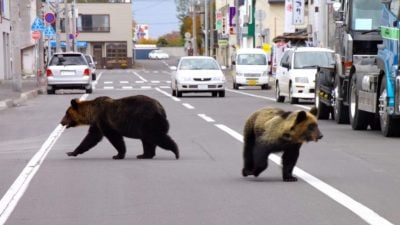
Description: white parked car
xmin=148 ymin=49 xmax=169 ymax=59
xmin=46 ymin=52 xmax=93 ymax=94
xmin=275 ymin=47 xmax=335 ymax=104
xmin=84 ymin=54 xmax=97 ymax=80
xmin=170 ymin=56 xmax=226 ymax=97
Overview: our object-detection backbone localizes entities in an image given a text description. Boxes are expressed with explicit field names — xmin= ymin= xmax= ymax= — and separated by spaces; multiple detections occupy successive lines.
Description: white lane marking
xmin=159 ymin=86 xmax=170 ymax=89
xmin=0 ymin=94 xmax=89 ymax=225
xmin=198 ymin=114 xmax=215 ymax=122
xmin=120 ymin=81 xmax=129 ymax=84
xmin=135 ymin=81 xmax=145 ymax=84
xmin=104 ymin=86 xmax=114 ymax=90
xmin=214 ymin=124 xmax=393 ymax=225
xmin=133 ymin=71 xmax=148 ymax=82
xmin=226 ymin=89 xmax=310 ymax=110
xmin=182 ymin=103 xmax=194 ymax=109
xmin=104 ymin=81 xmax=113 ymax=84
xmin=155 ymin=87 xmax=181 ymax=102
xmin=122 ymin=86 xmax=133 ymax=89
xmin=141 ymin=86 xmax=152 ymax=89
xmin=151 ymin=80 xmax=160 ymax=83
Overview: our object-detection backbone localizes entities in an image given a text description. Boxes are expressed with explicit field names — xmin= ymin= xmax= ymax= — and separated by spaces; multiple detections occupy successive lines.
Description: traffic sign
xmin=32 ymin=31 xmax=41 ymax=40
xmin=44 ymin=12 xmax=56 ymax=24
xmin=44 ymin=25 xmax=56 ymax=38
xmin=31 ymin=16 xmax=45 ymax=31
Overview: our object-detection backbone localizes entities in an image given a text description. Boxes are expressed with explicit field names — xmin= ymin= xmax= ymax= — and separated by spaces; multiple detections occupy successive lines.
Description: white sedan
xmin=170 ymin=56 xmax=226 ymax=97
xmin=148 ymin=50 xmax=169 ymax=59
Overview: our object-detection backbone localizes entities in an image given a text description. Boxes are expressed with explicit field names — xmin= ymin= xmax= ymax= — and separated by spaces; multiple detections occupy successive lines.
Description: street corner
xmin=0 ymin=87 xmax=46 ymax=111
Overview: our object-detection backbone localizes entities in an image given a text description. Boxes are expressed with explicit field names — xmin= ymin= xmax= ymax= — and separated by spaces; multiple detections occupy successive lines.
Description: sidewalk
xmin=0 ymin=76 xmax=46 ymax=111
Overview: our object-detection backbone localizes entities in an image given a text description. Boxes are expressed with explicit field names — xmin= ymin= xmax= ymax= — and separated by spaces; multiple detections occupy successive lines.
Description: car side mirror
xmin=170 ymin=66 xmax=177 ymax=71
xmin=282 ymin=62 xmax=290 ymax=69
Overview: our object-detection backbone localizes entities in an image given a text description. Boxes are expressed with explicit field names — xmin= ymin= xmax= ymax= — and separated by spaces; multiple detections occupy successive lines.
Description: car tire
xmin=219 ymin=90 xmax=225 ymax=97
xmin=275 ymin=81 xmax=285 ymax=102
xmin=172 ymin=89 xmax=176 ymax=96
xmin=92 ymin=73 xmax=96 ymax=81
xmin=212 ymin=92 xmax=218 ymax=97
xmin=47 ymin=86 xmax=55 ymax=95
xmin=85 ymin=86 xmax=93 ymax=94
xmin=177 ymin=90 xmax=182 ymax=97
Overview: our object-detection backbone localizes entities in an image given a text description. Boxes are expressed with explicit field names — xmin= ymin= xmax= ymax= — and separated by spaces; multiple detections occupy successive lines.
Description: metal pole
xmin=64 ymin=0 xmax=70 ymax=51
xmin=72 ymin=0 xmax=77 ymax=52
xmin=192 ymin=0 xmax=197 ymax=56
xmin=235 ymin=0 xmax=240 ymax=47
xmin=204 ymin=0 xmax=208 ymax=56
xmin=56 ymin=0 xmax=61 ymax=52
xmin=209 ymin=0 xmax=214 ymax=57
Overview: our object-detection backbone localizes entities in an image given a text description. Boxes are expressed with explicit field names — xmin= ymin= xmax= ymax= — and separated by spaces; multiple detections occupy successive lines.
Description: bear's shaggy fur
xmin=242 ymin=107 xmax=322 ymax=181
xmin=60 ymin=95 xmax=179 ymax=159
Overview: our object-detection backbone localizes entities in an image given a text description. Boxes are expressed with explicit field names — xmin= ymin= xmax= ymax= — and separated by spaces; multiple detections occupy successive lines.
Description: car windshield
xmin=179 ymin=58 xmax=220 ymax=70
xmin=237 ymin=54 xmax=266 ymax=65
xmin=50 ymin=55 xmax=86 ymax=66
xmin=293 ymin=51 xmax=335 ymax=69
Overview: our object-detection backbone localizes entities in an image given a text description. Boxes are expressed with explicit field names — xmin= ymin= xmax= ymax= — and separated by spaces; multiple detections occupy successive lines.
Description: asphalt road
xmin=0 ymin=58 xmax=399 ymax=225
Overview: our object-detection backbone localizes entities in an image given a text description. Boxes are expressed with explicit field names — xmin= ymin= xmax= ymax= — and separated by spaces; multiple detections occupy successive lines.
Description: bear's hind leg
xmin=281 ymin=144 xmax=300 ymax=182
xmin=104 ymin=130 xmax=126 ymax=159
xmin=137 ymin=140 xmax=156 ymax=159
xmin=153 ymin=134 xmax=180 ymax=159
xmin=242 ymin=138 xmax=255 ymax=177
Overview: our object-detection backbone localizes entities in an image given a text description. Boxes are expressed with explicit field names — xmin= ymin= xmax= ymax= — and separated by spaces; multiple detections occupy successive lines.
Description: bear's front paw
xmin=242 ymin=168 xmax=252 ymax=177
xmin=66 ymin=152 xmax=78 ymax=157
xmin=112 ymin=154 xmax=125 ymax=160
xmin=283 ymin=176 xmax=298 ymax=182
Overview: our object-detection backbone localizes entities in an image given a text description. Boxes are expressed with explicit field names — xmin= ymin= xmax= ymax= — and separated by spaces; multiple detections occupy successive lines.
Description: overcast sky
xmin=132 ymin=0 xmax=180 ymax=38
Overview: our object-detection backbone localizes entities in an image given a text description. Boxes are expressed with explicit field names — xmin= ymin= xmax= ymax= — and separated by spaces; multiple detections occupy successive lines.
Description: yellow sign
xmin=263 ymin=44 xmax=272 ymax=53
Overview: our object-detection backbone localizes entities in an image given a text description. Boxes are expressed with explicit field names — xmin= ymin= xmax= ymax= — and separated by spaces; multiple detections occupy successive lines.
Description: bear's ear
xmin=309 ymin=107 xmax=318 ymax=116
xmin=70 ymin=98 xmax=79 ymax=110
xmin=295 ymin=111 xmax=307 ymax=124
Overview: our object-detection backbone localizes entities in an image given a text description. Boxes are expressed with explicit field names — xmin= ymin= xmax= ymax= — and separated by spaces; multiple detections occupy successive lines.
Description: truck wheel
xmin=289 ymin=84 xmax=298 ymax=104
xmin=333 ymin=76 xmax=349 ymax=124
xmin=349 ymin=75 xmax=369 ymax=130
xmin=275 ymin=81 xmax=285 ymax=102
xmin=379 ymin=80 xmax=400 ymax=136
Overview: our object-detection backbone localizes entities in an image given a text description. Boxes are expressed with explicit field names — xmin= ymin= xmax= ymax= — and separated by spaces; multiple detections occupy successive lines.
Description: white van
xmin=232 ymin=48 xmax=269 ymax=89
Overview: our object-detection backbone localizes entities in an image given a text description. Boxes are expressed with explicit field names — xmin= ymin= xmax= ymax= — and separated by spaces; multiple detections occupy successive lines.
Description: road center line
xmin=198 ymin=114 xmax=215 ymax=122
xmin=214 ymin=123 xmax=393 ymax=225
xmin=182 ymin=103 xmax=194 ymax=109
xmin=0 ymin=94 xmax=88 ymax=225
xmin=155 ymin=87 xmax=181 ymax=102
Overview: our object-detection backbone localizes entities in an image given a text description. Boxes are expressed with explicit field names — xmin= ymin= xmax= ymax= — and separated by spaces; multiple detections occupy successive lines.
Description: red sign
xmin=32 ymin=31 xmax=41 ymax=40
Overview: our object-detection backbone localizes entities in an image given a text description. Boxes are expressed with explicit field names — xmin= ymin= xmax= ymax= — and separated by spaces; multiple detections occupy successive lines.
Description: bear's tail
xmin=157 ymin=134 xmax=180 ymax=159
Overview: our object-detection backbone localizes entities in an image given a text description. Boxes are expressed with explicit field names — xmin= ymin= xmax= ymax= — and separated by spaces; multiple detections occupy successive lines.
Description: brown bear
xmin=242 ymin=107 xmax=322 ymax=181
xmin=60 ymin=95 xmax=179 ymax=159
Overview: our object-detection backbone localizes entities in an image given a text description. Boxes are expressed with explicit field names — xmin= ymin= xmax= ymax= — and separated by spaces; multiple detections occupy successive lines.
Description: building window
xmin=106 ymin=42 xmax=127 ymax=59
xmin=78 ymin=14 xmax=110 ymax=32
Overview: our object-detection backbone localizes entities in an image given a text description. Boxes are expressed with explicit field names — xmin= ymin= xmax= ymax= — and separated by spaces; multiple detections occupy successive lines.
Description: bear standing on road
xmin=242 ymin=107 xmax=322 ymax=181
xmin=60 ymin=95 xmax=179 ymax=159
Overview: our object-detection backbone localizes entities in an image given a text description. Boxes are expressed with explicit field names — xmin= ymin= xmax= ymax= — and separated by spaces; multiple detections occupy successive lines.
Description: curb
xmin=0 ymin=87 xmax=46 ymax=111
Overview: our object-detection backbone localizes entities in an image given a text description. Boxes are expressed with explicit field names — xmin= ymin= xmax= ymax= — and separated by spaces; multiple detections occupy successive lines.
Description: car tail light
xmin=84 ymin=68 xmax=90 ymax=76
xmin=46 ymin=69 xmax=53 ymax=76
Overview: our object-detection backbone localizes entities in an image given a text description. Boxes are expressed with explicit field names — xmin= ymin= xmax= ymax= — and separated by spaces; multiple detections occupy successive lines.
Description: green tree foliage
xmin=175 ymin=0 xmax=190 ymax=21
xmin=157 ymin=31 xmax=183 ymax=47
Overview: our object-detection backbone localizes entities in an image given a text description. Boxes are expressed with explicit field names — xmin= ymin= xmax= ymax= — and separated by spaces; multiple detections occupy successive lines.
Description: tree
xmin=175 ymin=0 xmax=190 ymax=21
xmin=158 ymin=31 xmax=183 ymax=47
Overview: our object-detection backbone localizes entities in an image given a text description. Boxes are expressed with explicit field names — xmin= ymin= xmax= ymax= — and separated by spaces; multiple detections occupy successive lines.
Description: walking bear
xmin=242 ymin=107 xmax=322 ymax=181
xmin=60 ymin=95 xmax=179 ymax=159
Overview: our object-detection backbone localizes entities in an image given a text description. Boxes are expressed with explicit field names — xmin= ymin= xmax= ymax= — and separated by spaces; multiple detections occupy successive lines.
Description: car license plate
xmin=61 ymin=71 xmax=75 ymax=76
xmin=247 ymin=80 xmax=257 ymax=85
xmin=199 ymin=85 xmax=208 ymax=89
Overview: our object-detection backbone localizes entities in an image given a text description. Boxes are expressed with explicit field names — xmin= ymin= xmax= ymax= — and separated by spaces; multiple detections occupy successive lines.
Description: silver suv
xmin=46 ymin=52 xmax=93 ymax=94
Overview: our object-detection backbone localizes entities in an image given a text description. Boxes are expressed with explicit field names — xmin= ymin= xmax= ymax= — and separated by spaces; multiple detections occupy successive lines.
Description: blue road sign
xmin=44 ymin=25 xmax=56 ymax=38
xmin=31 ymin=16 xmax=45 ymax=31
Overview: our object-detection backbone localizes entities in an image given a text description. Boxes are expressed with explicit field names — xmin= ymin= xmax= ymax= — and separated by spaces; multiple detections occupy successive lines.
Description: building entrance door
xmin=93 ymin=43 xmax=103 ymax=69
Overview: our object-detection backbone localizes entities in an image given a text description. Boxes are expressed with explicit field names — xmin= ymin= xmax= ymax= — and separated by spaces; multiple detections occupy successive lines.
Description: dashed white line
xmin=198 ymin=114 xmax=215 ymax=122
xmin=182 ymin=103 xmax=194 ymax=109
xmin=122 ymin=86 xmax=133 ymax=89
xmin=104 ymin=86 xmax=114 ymax=90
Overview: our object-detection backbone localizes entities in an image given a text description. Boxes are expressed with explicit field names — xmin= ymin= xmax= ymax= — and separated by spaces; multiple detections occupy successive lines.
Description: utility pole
xmin=192 ymin=0 xmax=197 ymax=56
xmin=204 ymin=0 xmax=208 ymax=56
xmin=209 ymin=0 xmax=214 ymax=57
xmin=72 ymin=0 xmax=77 ymax=52
xmin=235 ymin=0 xmax=240 ymax=47
xmin=64 ymin=0 xmax=70 ymax=52
xmin=56 ymin=0 xmax=61 ymax=52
